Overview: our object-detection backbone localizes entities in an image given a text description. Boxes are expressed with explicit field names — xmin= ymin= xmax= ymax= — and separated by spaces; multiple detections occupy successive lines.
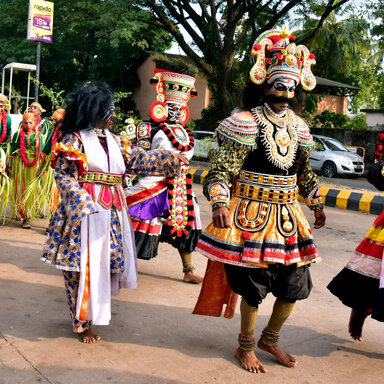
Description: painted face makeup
xmin=265 ymin=78 xmax=297 ymax=114
xmin=166 ymin=102 xmax=182 ymax=122
xmin=270 ymin=79 xmax=296 ymax=98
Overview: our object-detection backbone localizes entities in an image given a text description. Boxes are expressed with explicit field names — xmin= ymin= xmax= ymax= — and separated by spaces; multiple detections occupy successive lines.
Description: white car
xmin=310 ymin=134 xmax=364 ymax=178
xmin=193 ymin=130 xmax=218 ymax=161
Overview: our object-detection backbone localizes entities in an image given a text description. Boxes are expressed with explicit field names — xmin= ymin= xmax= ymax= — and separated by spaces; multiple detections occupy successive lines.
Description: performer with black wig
xmin=193 ymin=27 xmax=326 ymax=373
xmin=125 ymin=58 xmax=203 ymax=283
xmin=41 ymin=82 xmax=186 ymax=343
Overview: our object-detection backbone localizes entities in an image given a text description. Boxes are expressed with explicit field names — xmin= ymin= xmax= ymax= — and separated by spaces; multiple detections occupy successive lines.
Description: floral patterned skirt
xmin=42 ymin=206 xmax=125 ymax=272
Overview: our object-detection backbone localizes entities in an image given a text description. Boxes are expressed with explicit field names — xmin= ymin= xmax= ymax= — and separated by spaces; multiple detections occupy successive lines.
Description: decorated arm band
xmin=208 ymin=182 xmax=230 ymax=208
xmin=305 ymin=186 xmax=323 ymax=210
xmin=51 ymin=142 xmax=88 ymax=175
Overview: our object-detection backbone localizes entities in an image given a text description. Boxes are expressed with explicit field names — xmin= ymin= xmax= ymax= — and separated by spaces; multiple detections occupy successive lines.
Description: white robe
xmin=76 ymin=129 xmax=137 ymax=325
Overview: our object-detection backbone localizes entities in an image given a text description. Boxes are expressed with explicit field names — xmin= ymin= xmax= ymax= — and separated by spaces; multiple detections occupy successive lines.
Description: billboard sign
xmin=27 ymin=0 xmax=54 ymax=44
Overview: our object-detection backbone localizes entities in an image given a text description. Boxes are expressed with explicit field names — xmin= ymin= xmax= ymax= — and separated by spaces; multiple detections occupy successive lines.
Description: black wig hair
xmin=241 ymin=81 xmax=304 ymax=112
xmin=60 ymin=82 xmax=114 ymax=134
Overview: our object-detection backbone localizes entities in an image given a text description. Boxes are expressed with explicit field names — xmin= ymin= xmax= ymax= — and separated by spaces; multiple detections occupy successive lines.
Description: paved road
xmin=318 ymin=175 xmax=378 ymax=191
xmin=1 ymin=184 xmax=383 ymax=384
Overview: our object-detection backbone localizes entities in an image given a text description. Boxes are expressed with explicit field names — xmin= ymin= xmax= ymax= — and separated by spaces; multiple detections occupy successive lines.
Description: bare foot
xmin=235 ymin=347 xmax=267 ymax=374
xmin=257 ymin=339 xmax=297 ymax=368
xmin=183 ymin=271 xmax=203 ymax=284
xmin=80 ymin=328 xmax=101 ymax=344
xmin=348 ymin=308 xmax=366 ymax=341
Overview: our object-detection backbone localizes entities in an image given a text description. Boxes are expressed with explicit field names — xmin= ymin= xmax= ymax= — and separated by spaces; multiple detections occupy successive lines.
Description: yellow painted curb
xmin=359 ymin=194 xmax=375 ymax=213
xmin=319 ymin=187 xmax=330 ymax=201
xmin=200 ymin=170 xmax=209 ymax=183
xmin=336 ymin=190 xmax=351 ymax=209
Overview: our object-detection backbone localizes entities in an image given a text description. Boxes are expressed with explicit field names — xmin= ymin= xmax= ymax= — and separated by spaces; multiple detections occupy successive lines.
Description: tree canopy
xmin=0 ymin=0 xmax=172 ymax=114
xmin=142 ymin=0 xmax=352 ymax=120
xmin=0 ymin=0 xmax=382 ymax=121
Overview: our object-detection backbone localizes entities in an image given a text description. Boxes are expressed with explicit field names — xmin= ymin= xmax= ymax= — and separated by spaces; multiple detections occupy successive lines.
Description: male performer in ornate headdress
xmin=193 ymin=27 xmax=326 ymax=373
xmin=125 ymin=59 xmax=203 ymax=283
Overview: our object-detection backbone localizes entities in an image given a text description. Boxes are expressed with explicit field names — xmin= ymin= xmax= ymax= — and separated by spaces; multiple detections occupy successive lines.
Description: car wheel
xmin=321 ymin=161 xmax=337 ymax=178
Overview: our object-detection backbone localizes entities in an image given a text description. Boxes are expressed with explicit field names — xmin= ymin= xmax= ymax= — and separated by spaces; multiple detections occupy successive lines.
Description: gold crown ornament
xmin=250 ymin=26 xmax=316 ymax=91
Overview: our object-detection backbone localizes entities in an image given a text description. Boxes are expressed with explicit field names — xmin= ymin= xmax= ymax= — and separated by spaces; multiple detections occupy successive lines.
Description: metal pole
xmin=9 ymin=67 xmax=13 ymax=105
xmin=1 ymin=68 xmax=4 ymax=94
xmin=27 ymin=72 xmax=31 ymax=110
xmin=34 ymin=41 xmax=41 ymax=102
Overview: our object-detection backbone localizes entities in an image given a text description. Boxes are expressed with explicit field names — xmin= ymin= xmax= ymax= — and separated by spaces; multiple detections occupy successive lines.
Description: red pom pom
xmin=286 ymin=235 xmax=296 ymax=245
xmin=309 ymin=53 xmax=316 ymax=60
xmin=253 ymin=43 xmax=262 ymax=51
xmin=379 ymin=133 xmax=384 ymax=141
xmin=290 ymin=35 xmax=296 ymax=41
xmin=377 ymin=145 xmax=383 ymax=151
xmin=269 ymin=35 xmax=280 ymax=44
xmin=241 ymin=231 xmax=251 ymax=240
xmin=276 ymin=53 xmax=282 ymax=59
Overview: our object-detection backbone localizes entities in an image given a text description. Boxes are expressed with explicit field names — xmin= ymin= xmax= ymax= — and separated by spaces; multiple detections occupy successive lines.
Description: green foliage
xmin=150 ymin=53 xmax=199 ymax=76
xmin=145 ymin=0 xmax=351 ymax=120
xmin=195 ymin=136 xmax=218 ymax=162
xmin=312 ymin=111 xmax=366 ymax=130
xmin=31 ymin=78 xmax=65 ymax=110
xmin=295 ymin=5 xmax=383 ymax=111
xmin=305 ymin=94 xmax=323 ymax=115
xmin=185 ymin=119 xmax=196 ymax=132
xmin=0 ymin=0 xmax=172 ymax=114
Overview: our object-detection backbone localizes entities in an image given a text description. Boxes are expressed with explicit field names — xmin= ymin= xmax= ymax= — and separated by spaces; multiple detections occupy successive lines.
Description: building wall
xmin=365 ymin=111 xmax=384 ymax=132
xmin=132 ymin=57 xmax=210 ymax=121
xmin=315 ymin=94 xmax=348 ymax=114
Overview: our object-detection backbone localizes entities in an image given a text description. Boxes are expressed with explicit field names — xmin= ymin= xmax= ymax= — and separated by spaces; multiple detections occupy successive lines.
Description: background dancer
xmin=7 ymin=112 xmax=42 ymax=228
xmin=328 ymin=132 xmax=384 ymax=341
xmin=0 ymin=94 xmax=12 ymax=151
xmin=126 ymin=58 xmax=203 ymax=283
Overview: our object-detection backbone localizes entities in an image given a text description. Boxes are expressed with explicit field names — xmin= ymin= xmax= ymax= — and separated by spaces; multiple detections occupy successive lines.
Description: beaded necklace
xmin=251 ymin=105 xmax=298 ymax=170
xmin=20 ymin=129 xmax=40 ymax=167
xmin=160 ymin=122 xmax=194 ymax=152
xmin=264 ymin=102 xmax=290 ymax=128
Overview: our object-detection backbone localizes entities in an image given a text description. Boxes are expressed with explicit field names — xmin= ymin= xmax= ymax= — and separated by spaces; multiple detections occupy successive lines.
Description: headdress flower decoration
xmin=249 ymin=26 xmax=316 ymax=91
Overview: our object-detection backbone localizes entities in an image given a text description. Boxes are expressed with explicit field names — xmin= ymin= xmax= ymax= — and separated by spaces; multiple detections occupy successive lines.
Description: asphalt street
xmin=0 ymin=184 xmax=383 ymax=384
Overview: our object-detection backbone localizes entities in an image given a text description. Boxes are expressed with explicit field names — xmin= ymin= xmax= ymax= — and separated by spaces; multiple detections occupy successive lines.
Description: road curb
xmin=189 ymin=168 xmax=384 ymax=215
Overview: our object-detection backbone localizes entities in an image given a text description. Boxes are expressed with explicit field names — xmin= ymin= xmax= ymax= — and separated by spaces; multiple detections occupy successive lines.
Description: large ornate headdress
xmin=250 ymin=26 xmax=316 ymax=91
xmin=149 ymin=68 xmax=198 ymax=126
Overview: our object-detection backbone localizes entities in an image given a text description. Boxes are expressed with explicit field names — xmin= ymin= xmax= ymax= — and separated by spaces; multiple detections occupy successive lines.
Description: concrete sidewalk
xmin=189 ymin=167 xmax=384 ymax=215
xmin=1 ymin=185 xmax=384 ymax=384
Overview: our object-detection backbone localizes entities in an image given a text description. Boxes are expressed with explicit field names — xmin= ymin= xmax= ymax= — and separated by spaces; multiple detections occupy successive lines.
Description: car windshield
xmin=323 ymin=138 xmax=349 ymax=152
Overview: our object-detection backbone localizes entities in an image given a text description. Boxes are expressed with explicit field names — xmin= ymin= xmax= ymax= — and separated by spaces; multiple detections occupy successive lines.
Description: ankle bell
xmin=238 ymin=333 xmax=255 ymax=351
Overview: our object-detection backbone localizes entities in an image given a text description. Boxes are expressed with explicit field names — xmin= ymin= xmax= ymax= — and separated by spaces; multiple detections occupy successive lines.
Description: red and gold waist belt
xmin=236 ymin=182 xmax=298 ymax=204
xmin=79 ymin=172 xmax=123 ymax=185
